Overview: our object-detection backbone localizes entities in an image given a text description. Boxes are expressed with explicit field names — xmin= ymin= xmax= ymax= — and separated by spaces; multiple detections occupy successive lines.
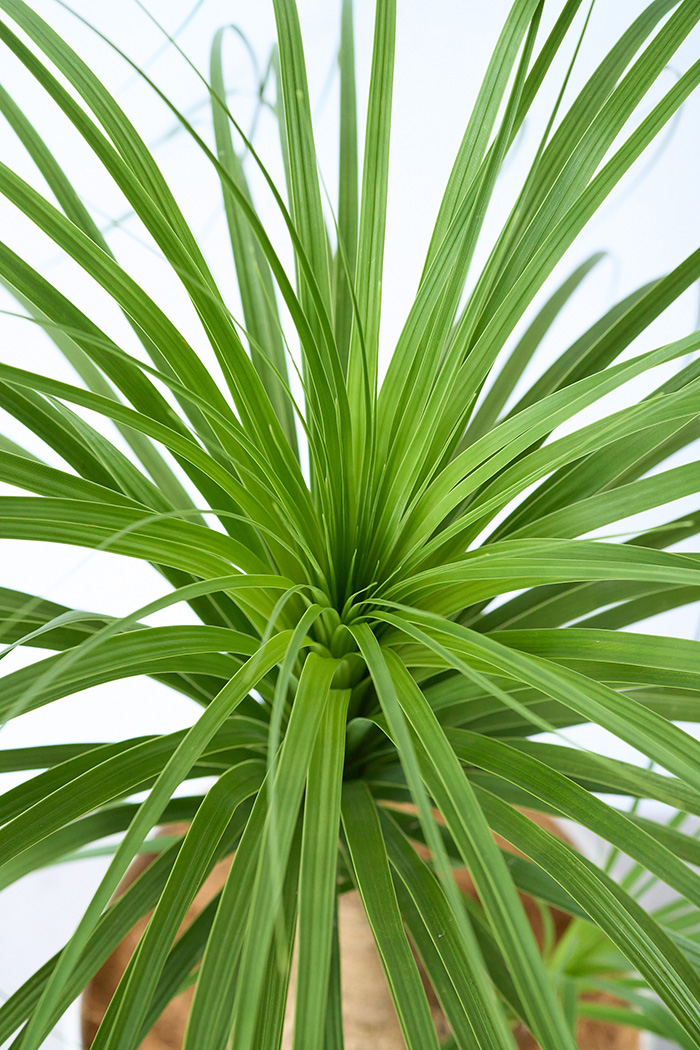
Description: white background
xmin=0 ymin=1 xmax=699 ymax=1046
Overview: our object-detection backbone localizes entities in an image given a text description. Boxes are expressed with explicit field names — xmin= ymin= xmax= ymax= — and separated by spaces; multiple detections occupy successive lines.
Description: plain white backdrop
xmin=0 ymin=1 xmax=699 ymax=1045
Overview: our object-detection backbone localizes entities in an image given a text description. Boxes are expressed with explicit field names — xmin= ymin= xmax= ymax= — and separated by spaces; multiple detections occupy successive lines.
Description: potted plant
xmin=0 ymin=1 xmax=700 ymax=1048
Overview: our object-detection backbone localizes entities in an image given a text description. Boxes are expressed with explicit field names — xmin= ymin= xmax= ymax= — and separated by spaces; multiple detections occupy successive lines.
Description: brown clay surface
xmin=81 ymin=816 xmax=638 ymax=1050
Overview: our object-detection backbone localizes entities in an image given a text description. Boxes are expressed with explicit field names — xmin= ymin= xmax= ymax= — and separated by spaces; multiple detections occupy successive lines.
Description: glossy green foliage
xmin=1 ymin=1 xmax=700 ymax=1047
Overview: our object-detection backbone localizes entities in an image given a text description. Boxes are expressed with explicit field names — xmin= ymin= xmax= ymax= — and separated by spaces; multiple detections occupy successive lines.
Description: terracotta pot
xmin=81 ymin=814 xmax=638 ymax=1050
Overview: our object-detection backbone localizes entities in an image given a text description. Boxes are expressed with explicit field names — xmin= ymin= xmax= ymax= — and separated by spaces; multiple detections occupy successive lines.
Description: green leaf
xmin=184 ymin=652 xmax=338 ymax=1050
xmin=209 ymin=29 xmax=298 ymax=455
xmin=346 ymin=0 xmax=395 ymax=402
xmin=0 ymin=625 xmax=253 ymax=720
xmin=250 ymin=824 xmax=302 ymax=1050
xmin=271 ymin=0 xmax=333 ymax=318
xmin=448 ymin=729 xmax=700 ymax=912
xmin=384 ymin=609 xmax=700 ymax=798
xmin=478 ymin=737 xmax=700 ymax=815
xmin=91 ymin=760 xmax=264 ymax=1050
xmin=476 ymin=789 xmax=700 ymax=1046
xmin=466 ymin=252 xmax=606 ymax=442
xmin=423 ymin=0 xmax=542 ymax=270
xmin=293 ymin=689 xmax=350 ymax=1050
xmin=351 ymin=624 xmax=515 ymax=1046
xmin=384 ymin=650 xmax=577 ymax=1050
xmin=341 ymin=781 xmax=441 ymax=1050
xmin=333 ymin=0 xmax=358 ymax=371
xmin=494 ymin=628 xmax=700 ymax=691
xmin=17 ymin=631 xmax=292 ymax=1050
xmin=381 ymin=807 xmax=519 ymax=1049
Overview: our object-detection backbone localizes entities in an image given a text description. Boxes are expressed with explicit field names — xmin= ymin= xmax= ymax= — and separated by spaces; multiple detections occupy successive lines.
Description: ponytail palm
xmin=1 ymin=1 xmax=700 ymax=1047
